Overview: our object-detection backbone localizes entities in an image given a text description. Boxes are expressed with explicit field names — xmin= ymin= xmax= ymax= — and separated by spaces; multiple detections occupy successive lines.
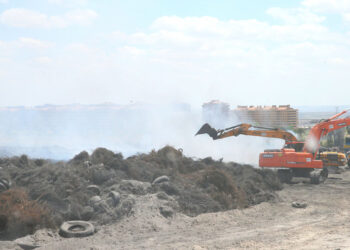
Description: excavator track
xmin=277 ymin=169 xmax=293 ymax=184
xmin=310 ymin=168 xmax=328 ymax=184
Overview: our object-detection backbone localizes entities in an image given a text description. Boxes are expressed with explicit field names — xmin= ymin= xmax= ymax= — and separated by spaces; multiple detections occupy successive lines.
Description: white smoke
xmin=0 ymin=102 xmax=284 ymax=165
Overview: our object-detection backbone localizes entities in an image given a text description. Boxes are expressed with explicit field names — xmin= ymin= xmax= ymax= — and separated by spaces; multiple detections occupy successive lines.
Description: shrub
xmin=0 ymin=189 xmax=53 ymax=240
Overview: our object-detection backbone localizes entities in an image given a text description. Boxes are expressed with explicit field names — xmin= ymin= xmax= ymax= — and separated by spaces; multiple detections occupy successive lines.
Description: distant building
xmin=234 ymin=105 xmax=298 ymax=128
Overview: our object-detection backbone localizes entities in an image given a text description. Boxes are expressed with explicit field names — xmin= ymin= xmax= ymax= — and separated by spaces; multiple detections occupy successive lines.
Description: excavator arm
xmin=305 ymin=110 xmax=350 ymax=154
xmin=196 ymin=123 xmax=297 ymax=142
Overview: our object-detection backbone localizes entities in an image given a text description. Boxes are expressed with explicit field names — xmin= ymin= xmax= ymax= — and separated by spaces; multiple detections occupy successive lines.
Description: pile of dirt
xmin=0 ymin=146 xmax=282 ymax=239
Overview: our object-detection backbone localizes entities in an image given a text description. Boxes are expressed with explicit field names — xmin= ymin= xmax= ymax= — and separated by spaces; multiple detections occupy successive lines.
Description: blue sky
xmin=0 ymin=0 xmax=350 ymax=106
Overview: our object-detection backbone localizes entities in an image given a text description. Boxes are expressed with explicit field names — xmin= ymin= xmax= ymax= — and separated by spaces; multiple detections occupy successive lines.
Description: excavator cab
xmin=283 ymin=141 xmax=305 ymax=152
xmin=344 ymin=135 xmax=350 ymax=151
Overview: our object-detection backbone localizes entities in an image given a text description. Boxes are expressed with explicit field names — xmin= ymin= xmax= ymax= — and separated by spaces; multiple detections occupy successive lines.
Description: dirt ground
xmin=1 ymin=168 xmax=350 ymax=249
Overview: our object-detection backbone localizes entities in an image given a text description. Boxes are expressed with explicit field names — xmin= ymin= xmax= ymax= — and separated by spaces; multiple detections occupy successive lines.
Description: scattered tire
xmin=59 ymin=221 xmax=95 ymax=238
xmin=152 ymin=175 xmax=170 ymax=185
xmin=87 ymin=185 xmax=101 ymax=195
xmin=0 ymin=178 xmax=11 ymax=192
xmin=108 ymin=191 xmax=120 ymax=205
xmin=291 ymin=201 xmax=307 ymax=208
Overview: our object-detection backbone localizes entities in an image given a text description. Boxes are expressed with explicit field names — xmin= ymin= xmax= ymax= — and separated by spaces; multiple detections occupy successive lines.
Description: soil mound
xmin=0 ymin=146 xmax=282 ymax=239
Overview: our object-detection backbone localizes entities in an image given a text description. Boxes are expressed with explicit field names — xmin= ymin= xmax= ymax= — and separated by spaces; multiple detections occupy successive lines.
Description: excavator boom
xmin=304 ymin=110 xmax=350 ymax=155
xmin=196 ymin=123 xmax=297 ymax=142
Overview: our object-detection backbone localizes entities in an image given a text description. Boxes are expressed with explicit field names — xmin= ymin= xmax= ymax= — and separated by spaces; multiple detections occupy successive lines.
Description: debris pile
xmin=0 ymin=146 xmax=282 ymax=239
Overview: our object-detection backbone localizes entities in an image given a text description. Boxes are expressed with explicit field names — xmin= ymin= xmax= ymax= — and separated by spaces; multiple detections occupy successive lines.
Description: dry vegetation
xmin=0 ymin=189 xmax=53 ymax=240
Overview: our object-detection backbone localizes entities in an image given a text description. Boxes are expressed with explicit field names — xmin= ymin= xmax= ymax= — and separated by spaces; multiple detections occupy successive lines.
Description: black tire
xmin=310 ymin=172 xmax=320 ymax=184
xmin=59 ymin=221 xmax=95 ymax=238
xmin=0 ymin=178 xmax=10 ymax=190
xmin=277 ymin=169 xmax=292 ymax=183
xmin=292 ymin=201 xmax=307 ymax=208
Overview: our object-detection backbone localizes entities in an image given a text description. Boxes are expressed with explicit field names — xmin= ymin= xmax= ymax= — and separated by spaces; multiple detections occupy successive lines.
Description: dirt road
xmin=25 ymin=169 xmax=349 ymax=250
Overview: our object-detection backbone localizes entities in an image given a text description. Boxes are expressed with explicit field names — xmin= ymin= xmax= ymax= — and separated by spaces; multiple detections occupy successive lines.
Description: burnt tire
xmin=292 ymin=201 xmax=307 ymax=208
xmin=59 ymin=221 xmax=95 ymax=238
xmin=277 ymin=169 xmax=292 ymax=183
xmin=0 ymin=178 xmax=11 ymax=191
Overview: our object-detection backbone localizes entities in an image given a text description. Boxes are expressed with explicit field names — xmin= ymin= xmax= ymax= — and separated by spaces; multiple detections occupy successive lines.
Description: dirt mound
xmin=0 ymin=146 xmax=282 ymax=239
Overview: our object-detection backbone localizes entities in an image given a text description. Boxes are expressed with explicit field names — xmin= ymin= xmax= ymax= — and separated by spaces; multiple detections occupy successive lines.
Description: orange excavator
xmin=196 ymin=110 xmax=350 ymax=184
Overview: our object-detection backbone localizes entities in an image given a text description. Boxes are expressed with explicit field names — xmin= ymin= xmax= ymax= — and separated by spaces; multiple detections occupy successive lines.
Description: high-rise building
xmin=234 ymin=105 xmax=298 ymax=128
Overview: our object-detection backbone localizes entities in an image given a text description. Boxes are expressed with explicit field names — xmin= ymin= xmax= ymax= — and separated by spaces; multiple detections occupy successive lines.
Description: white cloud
xmin=34 ymin=56 xmax=52 ymax=64
xmin=48 ymin=0 xmax=88 ymax=5
xmin=0 ymin=8 xmax=97 ymax=28
xmin=267 ymin=7 xmax=325 ymax=24
xmin=64 ymin=9 xmax=97 ymax=25
xmin=119 ymin=46 xmax=146 ymax=56
xmin=104 ymin=15 xmax=350 ymax=105
xmin=302 ymin=0 xmax=350 ymax=21
xmin=1 ymin=3 xmax=350 ymax=108
xmin=18 ymin=37 xmax=54 ymax=49
xmin=302 ymin=0 xmax=350 ymax=12
xmin=128 ymin=16 xmax=335 ymax=47
xmin=0 ymin=0 xmax=8 ymax=4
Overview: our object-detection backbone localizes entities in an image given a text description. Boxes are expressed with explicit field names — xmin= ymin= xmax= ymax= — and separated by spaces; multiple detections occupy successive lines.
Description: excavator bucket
xmin=195 ymin=123 xmax=218 ymax=140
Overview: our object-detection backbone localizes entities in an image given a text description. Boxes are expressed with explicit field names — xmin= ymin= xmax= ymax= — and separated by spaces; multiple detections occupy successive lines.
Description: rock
xmin=119 ymin=180 xmax=151 ymax=195
xmin=81 ymin=206 xmax=94 ymax=221
xmin=87 ymin=185 xmax=101 ymax=195
xmin=291 ymin=201 xmax=307 ymax=208
xmin=159 ymin=206 xmax=173 ymax=218
xmin=88 ymin=196 xmax=101 ymax=207
xmin=14 ymin=235 xmax=40 ymax=249
xmin=108 ymin=191 xmax=120 ymax=206
xmin=152 ymin=175 xmax=170 ymax=185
